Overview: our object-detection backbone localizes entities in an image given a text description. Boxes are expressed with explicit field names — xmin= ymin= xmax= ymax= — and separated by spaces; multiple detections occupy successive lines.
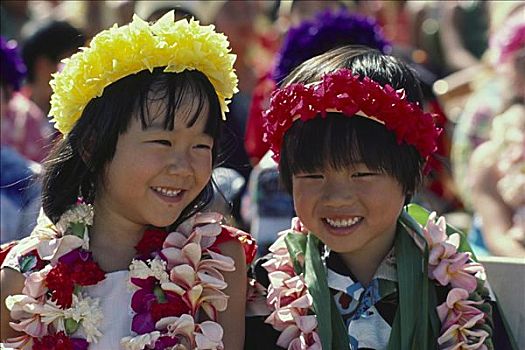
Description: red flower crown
xmin=263 ymin=68 xmax=441 ymax=162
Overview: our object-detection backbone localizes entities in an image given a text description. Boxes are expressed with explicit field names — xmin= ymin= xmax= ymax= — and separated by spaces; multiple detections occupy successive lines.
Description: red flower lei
xmin=263 ymin=68 xmax=441 ymax=162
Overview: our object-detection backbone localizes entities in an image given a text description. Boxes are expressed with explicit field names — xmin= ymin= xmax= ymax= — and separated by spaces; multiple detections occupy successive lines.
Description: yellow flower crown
xmin=49 ymin=11 xmax=238 ymax=134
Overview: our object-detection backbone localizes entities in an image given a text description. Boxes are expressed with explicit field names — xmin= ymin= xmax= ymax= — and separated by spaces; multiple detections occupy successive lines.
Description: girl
xmin=249 ymin=46 xmax=515 ymax=349
xmin=0 ymin=12 xmax=255 ymax=350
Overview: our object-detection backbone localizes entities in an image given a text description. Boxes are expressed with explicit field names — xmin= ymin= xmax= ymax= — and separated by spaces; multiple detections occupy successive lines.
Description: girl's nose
xmin=166 ymin=153 xmax=192 ymax=177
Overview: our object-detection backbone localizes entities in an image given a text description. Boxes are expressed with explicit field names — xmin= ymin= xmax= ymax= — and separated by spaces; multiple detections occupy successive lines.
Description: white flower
xmin=149 ymin=258 xmax=170 ymax=283
xmin=129 ymin=258 xmax=169 ymax=283
xmin=120 ymin=331 xmax=161 ymax=350
xmin=64 ymin=295 xmax=103 ymax=343
xmin=56 ymin=203 xmax=94 ymax=233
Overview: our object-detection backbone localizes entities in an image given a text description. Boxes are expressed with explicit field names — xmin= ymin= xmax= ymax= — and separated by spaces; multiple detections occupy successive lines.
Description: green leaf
xmin=154 ymin=285 xmax=166 ymax=303
xmin=70 ymin=222 xmax=86 ymax=239
xmin=19 ymin=255 xmax=37 ymax=273
xmin=304 ymin=234 xmax=332 ymax=350
xmin=395 ymin=223 xmax=421 ymax=349
xmin=284 ymin=232 xmax=307 ymax=275
xmin=65 ymin=318 xmax=80 ymax=334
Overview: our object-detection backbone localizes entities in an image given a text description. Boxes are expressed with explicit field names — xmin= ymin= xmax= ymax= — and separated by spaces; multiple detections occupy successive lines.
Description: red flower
xmin=264 ymin=68 xmax=441 ymax=162
xmin=32 ymin=331 xmax=73 ymax=350
xmin=46 ymin=263 xmax=74 ymax=308
xmin=151 ymin=297 xmax=190 ymax=322
xmin=71 ymin=260 xmax=105 ymax=286
xmin=135 ymin=229 xmax=168 ymax=256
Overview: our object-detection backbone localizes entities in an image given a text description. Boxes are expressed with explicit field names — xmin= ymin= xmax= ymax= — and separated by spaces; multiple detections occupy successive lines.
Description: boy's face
xmin=292 ymin=163 xmax=405 ymax=260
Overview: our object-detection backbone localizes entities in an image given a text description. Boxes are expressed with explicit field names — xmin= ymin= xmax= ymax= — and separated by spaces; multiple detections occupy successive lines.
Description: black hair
xmin=279 ymin=46 xmax=425 ymax=197
xmin=21 ymin=20 xmax=85 ymax=82
xmin=42 ymin=68 xmax=222 ymax=229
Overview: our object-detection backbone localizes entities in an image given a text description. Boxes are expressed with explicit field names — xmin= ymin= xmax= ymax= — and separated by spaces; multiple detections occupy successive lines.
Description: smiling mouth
xmin=151 ymin=186 xmax=183 ymax=198
xmin=323 ymin=216 xmax=363 ymax=228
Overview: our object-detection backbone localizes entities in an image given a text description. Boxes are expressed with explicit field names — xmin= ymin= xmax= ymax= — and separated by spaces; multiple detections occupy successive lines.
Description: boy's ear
xmin=404 ymin=192 xmax=413 ymax=206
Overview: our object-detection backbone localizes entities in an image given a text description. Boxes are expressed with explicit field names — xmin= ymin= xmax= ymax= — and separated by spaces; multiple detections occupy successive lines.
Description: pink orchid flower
xmin=36 ymin=235 xmax=84 ymax=263
xmin=3 ymin=334 xmax=33 ymax=349
xmin=194 ymin=321 xmax=224 ymax=350
xmin=431 ymin=252 xmax=484 ymax=292
xmin=175 ymin=212 xmax=223 ymax=238
xmin=423 ymin=212 xmax=460 ymax=264
xmin=267 ymin=274 xmax=308 ymax=309
xmin=6 ymin=295 xmax=48 ymax=337
xmin=437 ymin=313 xmax=489 ymax=350
xmin=262 ymin=246 xmax=295 ymax=276
xmin=288 ymin=330 xmax=322 ymax=350
xmin=22 ymin=267 xmax=50 ymax=299
xmin=161 ymin=239 xmax=233 ymax=320
xmin=275 ymin=314 xmax=319 ymax=349
xmin=156 ymin=315 xmax=224 ymax=349
xmin=437 ymin=288 xmax=486 ymax=331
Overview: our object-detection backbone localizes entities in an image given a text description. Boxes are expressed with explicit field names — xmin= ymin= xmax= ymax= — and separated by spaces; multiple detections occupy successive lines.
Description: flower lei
xmin=263 ymin=213 xmax=496 ymax=349
xmin=263 ymin=68 xmax=441 ymax=162
xmin=4 ymin=200 xmax=237 ymax=350
xmin=49 ymin=10 xmax=238 ymax=134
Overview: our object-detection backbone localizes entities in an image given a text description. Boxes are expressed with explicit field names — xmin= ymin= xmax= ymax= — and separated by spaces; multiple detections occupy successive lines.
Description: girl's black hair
xmin=42 ymin=68 xmax=222 ymax=228
xmin=279 ymin=46 xmax=425 ymax=196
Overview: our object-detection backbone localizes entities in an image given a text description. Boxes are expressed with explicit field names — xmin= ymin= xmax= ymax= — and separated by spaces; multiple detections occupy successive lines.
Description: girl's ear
xmin=78 ymin=133 xmax=97 ymax=170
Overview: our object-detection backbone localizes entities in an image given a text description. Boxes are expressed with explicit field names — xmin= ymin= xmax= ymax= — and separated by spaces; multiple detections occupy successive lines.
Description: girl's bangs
xmin=137 ymin=70 xmax=221 ymax=139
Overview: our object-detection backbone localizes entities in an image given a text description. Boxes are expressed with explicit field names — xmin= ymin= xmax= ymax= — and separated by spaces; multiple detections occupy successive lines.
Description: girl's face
xmin=292 ymin=163 xmax=405 ymax=259
xmin=95 ymin=96 xmax=214 ymax=229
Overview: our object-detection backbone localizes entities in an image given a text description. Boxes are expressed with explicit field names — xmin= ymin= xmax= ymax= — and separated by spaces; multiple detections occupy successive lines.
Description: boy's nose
xmin=322 ymin=181 xmax=355 ymax=206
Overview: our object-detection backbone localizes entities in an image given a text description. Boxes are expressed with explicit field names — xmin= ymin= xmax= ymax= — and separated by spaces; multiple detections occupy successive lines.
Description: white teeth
xmin=153 ymin=186 xmax=181 ymax=197
xmin=325 ymin=217 xmax=361 ymax=228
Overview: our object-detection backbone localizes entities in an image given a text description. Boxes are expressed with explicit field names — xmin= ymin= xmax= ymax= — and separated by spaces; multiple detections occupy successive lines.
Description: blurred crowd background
xmin=1 ymin=0 xmax=524 ymax=259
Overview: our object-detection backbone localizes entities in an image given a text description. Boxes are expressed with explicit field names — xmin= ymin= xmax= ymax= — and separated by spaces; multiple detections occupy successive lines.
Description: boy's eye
xmin=296 ymin=174 xmax=324 ymax=179
xmin=194 ymin=143 xmax=212 ymax=150
xmin=152 ymin=140 xmax=172 ymax=146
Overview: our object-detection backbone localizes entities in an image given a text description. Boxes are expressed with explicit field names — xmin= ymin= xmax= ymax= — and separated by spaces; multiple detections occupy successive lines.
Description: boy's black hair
xmin=21 ymin=20 xmax=85 ymax=82
xmin=42 ymin=68 xmax=222 ymax=229
xmin=279 ymin=46 xmax=425 ymax=196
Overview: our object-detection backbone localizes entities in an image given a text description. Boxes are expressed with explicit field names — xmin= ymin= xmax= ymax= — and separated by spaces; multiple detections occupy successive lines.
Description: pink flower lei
xmin=4 ymin=200 xmax=235 ymax=350
xmin=263 ymin=214 xmax=493 ymax=350
xmin=263 ymin=68 xmax=441 ymax=162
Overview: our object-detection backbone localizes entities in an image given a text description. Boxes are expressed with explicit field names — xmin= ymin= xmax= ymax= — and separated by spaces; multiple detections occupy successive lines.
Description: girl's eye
xmin=352 ymin=172 xmax=376 ymax=178
xmin=152 ymin=140 xmax=172 ymax=146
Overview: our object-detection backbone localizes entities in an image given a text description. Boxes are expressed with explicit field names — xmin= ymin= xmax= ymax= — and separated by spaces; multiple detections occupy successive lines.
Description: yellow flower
xmin=49 ymin=11 xmax=238 ymax=134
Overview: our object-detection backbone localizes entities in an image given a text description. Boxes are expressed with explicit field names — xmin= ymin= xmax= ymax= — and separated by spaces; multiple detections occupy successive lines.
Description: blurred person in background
xmin=0 ymin=36 xmax=42 ymax=245
xmin=134 ymin=0 xmax=201 ymax=22
xmin=21 ymin=20 xmax=84 ymax=116
xmin=467 ymin=10 xmax=525 ymax=257
xmin=1 ymin=20 xmax=84 ymax=163
xmin=0 ymin=0 xmax=30 ymax=42
xmin=451 ymin=4 xmax=524 ymax=212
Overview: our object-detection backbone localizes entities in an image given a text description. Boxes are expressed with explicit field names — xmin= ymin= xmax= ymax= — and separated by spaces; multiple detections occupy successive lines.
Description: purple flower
xmin=0 ymin=36 xmax=27 ymax=91
xmin=154 ymin=336 xmax=180 ymax=349
xmin=272 ymin=9 xmax=391 ymax=82
xmin=131 ymin=312 xmax=156 ymax=334
xmin=71 ymin=337 xmax=89 ymax=350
